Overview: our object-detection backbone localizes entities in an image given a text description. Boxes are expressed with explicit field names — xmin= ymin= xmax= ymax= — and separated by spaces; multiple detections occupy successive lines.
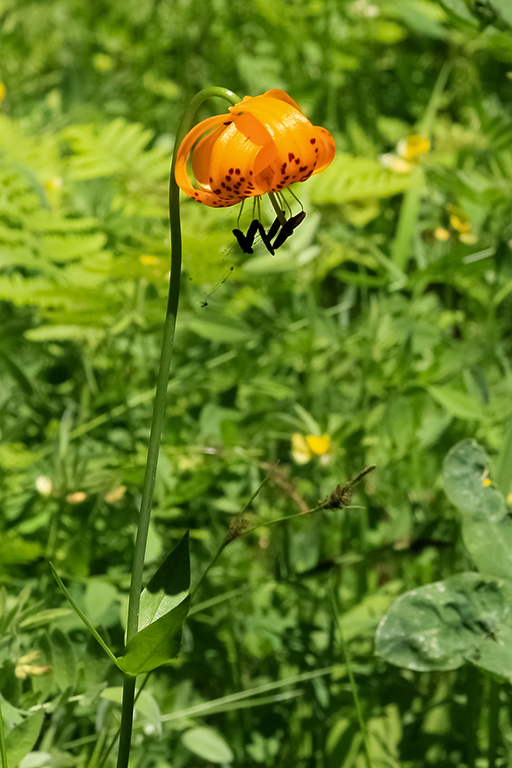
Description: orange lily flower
xmin=175 ymin=89 xmax=335 ymax=209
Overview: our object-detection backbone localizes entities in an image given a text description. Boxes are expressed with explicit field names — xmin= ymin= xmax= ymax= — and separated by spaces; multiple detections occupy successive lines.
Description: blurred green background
xmin=1 ymin=0 xmax=512 ymax=765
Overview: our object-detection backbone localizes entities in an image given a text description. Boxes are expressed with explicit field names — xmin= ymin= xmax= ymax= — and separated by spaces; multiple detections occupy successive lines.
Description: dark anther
xmin=232 ymin=228 xmax=253 ymax=254
xmin=233 ymin=212 xmax=306 ymax=255
xmin=272 ymin=211 xmax=306 ymax=250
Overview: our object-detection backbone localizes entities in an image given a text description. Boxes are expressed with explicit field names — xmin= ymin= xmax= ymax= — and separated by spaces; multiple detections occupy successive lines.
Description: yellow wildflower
xmin=15 ymin=651 xmax=49 ymax=680
xmin=66 ymin=491 xmax=87 ymax=504
xmin=380 ymin=134 xmax=430 ymax=174
xmin=291 ymin=433 xmax=330 ymax=465
xmin=104 ymin=485 xmax=127 ymax=503
xmin=434 ymin=227 xmax=450 ymax=242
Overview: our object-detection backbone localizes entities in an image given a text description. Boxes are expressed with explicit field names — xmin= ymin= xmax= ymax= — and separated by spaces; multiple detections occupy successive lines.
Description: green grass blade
xmin=496 ymin=417 xmax=512 ymax=497
xmin=0 ymin=697 xmax=8 ymax=768
xmin=49 ymin=563 xmax=119 ymax=666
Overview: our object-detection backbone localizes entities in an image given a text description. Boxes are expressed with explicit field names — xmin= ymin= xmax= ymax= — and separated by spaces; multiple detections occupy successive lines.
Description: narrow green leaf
xmin=139 ymin=531 xmax=190 ymax=631
xmin=0 ymin=696 xmax=8 ymax=768
xmin=391 ymin=174 xmax=422 ymax=271
xmin=5 ymin=712 xmax=44 ymax=766
xmin=376 ymin=573 xmax=512 ymax=681
xmin=19 ymin=608 xmax=71 ymax=629
xmin=117 ymin=597 xmax=190 ymax=675
xmin=49 ymin=563 xmax=118 ymax=666
xmin=443 ymin=439 xmax=512 ymax=581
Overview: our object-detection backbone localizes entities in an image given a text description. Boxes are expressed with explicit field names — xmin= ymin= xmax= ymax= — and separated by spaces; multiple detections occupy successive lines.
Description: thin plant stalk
xmin=115 ymin=86 xmax=240 ymax=768
xmin=488 ymin=679 xmax=500 ymax=768
xmin=0 ymin=697 xmax=8 ymax=768
xmin=330 ymin=590 xmax=372 ymax=768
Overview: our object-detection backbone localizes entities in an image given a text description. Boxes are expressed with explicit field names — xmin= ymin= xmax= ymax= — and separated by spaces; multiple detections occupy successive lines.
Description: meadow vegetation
xmin=1 ymin=0 xmax=512 ymax=765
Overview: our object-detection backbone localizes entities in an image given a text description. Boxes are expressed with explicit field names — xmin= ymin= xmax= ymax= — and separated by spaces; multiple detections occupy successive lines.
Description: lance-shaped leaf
xmin=117 ymin=532 xmax=190 ymax=675
xmin=376 ymin=572 xmax=512 ymax=681
xmin=117 ymin=596 xmax=190 ymax=675
xmin=443 ymin=439 xmax=512 ymax=581
xmin=138 ymin=531 xmax=190 ymax=631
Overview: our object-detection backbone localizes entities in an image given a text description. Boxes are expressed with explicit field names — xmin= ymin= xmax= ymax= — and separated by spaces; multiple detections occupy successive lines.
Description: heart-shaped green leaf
xmin=443 ymin=439 xmax=512 ymax=581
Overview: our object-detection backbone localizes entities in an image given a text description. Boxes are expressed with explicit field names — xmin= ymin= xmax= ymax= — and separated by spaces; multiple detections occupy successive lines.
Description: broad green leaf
xmin=139 ymin=532 xmax=190 ymax=631
xmin=116 ymin=597 xmax=190 ymax=675
xmin=19 ymin=752 xmax=52 ymax=768
xmin=443 ymin=439 xmax=512 ymax=580
xmin=181 ymin=726 xmax=234 ymax=764
xmin=376 ymin=573 xmax=512 ymax=680
xmin=50 ymin=629 xmax=78 ymax=691
xmin=5 ymin=711 xmax=44 ymax=765
xmin=428 ymin=385 xmax=485 ymax=420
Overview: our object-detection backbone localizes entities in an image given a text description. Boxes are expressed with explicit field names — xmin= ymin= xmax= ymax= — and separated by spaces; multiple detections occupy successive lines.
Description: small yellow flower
xmin=15 ymin=651 xmax=49 ymax=680
xmin=140 ymin=254 xmax=160 ymax=266
xmin=449 ymin=212 xmax=471 ymax=234
xmin=447 ymin=206 xmax=478 ymax=244
xmin=380 ymin=135 xmax=430 ymax=174
xmin=458 ymin=231 xmax=478 ymax=245
xmin=507 ymin=492 xmax=512 ymax=505
xmin=397 ymin=135 xmax=430 ymax=161
xmin=0 ymin=83 xmax=5 ymax=103
xmin=434 ymin=227 xmax=450 ymax=242
xmin=43 ymin=176 xmax=62 ymax=192
xmin=291 ymin=433 xmax=330 ymax=465
xmin=482 ymin=470 xmax=491 ymax=487
xmin=104 ymin=485 xmax=126 ymax=504
xmin=66 ymin=491 xmax=87 ymax=504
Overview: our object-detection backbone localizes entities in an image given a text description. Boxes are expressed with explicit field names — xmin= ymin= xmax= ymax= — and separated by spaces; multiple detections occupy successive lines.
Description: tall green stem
xmin=116 ymin=86 xmax=240 ymax=768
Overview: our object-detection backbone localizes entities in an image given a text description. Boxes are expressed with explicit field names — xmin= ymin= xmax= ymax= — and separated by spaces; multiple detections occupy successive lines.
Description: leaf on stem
xmin=117 ymin=532 xmax=191 ymax=675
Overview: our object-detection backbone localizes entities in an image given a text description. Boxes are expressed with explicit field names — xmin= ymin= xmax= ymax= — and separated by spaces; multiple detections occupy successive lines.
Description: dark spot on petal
xmin=288 ymin=153 xmax=295 ymax=161
xmin=224 ymin=121 xmax=231 ymax=125
xmin=221 ymin=182 xmax=225 ymax=188
xmin=315 ymin=147 xmax=319 ymax=153
xmin=240 ymin=177 xmax=245 ymax=182
xmin=299 ymin=166 xmax=307 ymax=172
xmin=229 ymin=167 xmax=234 ymax=174
xmin=283 ymin=175 xmax=289 ymax=181
xmin=225 ymin=175 xmax=231 ymax=181
xmin=295 ymin=158 xmax=300 ymax=164
xmin=310 ymin=138 xmax=316 ymax=145
xmin=235 ymin=168 xmax=240 ymax=174
xmin=226 ymin=186 xmax=232 ymax=191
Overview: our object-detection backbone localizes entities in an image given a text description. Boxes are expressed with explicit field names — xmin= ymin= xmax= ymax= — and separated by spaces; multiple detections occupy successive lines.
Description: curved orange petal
xmin=312 ymin=126 xmax=336 ymax=175
xmin=206 ymin=112 xmax=276 ymax=204
xmin=175 ymin=114 xmax=230 ymax=207
xmin=192 ymin=122 xmax=228 ymax=186
xmin=232 ymin=93 xmax=334 ymax=191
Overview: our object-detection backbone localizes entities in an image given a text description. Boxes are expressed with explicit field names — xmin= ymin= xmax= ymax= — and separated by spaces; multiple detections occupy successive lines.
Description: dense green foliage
xmin=2 ymin=0 xmax=512 ymax=766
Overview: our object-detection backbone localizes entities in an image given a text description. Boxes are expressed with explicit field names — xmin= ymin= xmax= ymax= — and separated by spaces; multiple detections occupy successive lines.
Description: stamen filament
xmin=268 ymin=192 xmax=287 ymax=226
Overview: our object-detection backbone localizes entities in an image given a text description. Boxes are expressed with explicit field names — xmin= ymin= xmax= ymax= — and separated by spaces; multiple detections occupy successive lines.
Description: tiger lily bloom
xmin=175 ymin=89 xmax=335 ymax=252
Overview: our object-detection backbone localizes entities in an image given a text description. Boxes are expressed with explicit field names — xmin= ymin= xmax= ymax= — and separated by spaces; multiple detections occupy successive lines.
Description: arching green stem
xmin=116 ymin=86 xmax=240 ymax=768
